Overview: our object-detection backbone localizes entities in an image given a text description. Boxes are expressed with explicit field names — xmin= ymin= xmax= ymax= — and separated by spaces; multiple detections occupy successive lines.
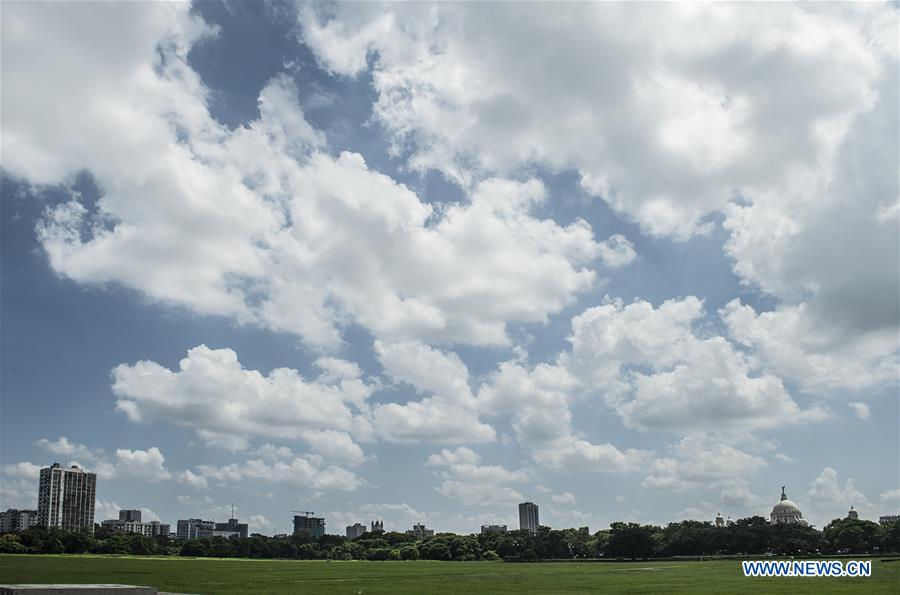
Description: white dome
xmin=773 ymin=499 xmax=800 ymax=513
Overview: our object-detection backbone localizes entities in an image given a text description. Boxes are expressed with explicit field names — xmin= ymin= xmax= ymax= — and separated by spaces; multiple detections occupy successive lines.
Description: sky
xmin=1 ymin=1 xmax=898 ymax=536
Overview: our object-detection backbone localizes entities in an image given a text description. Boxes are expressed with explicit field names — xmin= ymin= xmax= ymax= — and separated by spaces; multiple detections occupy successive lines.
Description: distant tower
xmin=519 ymin=502 xmax=539 ymax=533
xmin=370 ymin=519 xmax=383 ymax=533
xmin=715 ymin=512 xmax=724 ymax=528
xmin=847 ymin=506 xmax=859 ymax=520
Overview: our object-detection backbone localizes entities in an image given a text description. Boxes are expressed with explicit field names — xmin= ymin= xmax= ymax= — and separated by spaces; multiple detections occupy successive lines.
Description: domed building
xmin=770 ymin=486 xmax=808 ymax=526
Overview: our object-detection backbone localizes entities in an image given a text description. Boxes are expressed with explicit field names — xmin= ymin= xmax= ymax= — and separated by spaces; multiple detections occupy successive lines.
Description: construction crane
xmin=291 ymin=510 xmax=316 ymax=517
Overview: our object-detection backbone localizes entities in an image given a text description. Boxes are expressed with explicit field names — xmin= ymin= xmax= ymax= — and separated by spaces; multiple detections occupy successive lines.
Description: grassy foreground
xmin=0 ymin=555 xmax=898 ymax=594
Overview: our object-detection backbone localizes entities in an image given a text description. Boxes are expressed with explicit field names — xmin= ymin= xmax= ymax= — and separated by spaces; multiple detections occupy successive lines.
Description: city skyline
xmin=1 ymin=2 xmax=898 ymax=536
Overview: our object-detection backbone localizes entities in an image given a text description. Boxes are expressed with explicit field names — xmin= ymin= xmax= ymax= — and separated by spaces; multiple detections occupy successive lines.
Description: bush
xmin=480 ymin=550 xmax=499 ymax=561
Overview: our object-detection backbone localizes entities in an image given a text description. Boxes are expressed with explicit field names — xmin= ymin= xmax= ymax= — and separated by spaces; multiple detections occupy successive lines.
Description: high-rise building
xmin=480 ymin=524 xmax=507 ymax=534
xmin=119 ymin=509 xmax=142 ymax=523
xmin=38 ymin=463 xmax=96 ymax=532
xmin=370 ymin=519 xmax=383 ymax=533
xmin=406 ymin=523 xmax=434 ymax=539
xmin=519 ymin=502 xmax=539 ymax=533
xmin=177 ymin=518 xmax=215 ymax=540
xmin=0 ymin=509 xmax=38 ymax=533
xmin=293 ymin=515 xmax=325 ymax=538
xmin=346 ymin=523 xmax=367 ymax=539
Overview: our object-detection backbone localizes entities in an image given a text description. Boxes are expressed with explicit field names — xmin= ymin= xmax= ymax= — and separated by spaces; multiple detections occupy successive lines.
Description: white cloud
xmin=426 ymin=447 xmax=481 ymax=467
xmin=560 ymin=297 xmax=828 ymax=432
xmin=426 ymin=448 xmax=529 ymax=506
xmin=177 ymin=470 xmax=209 ymax=490
xmin=196 ymin=456 xmax=362 ymax=492
xmin=95 ymin=500 xmax=123 ymax=523
xmin=299 ymin=2 xmax=893 ymax=239
xmin=36 ymin=437 xmax=101 ymax=462
xmin=642 ymin=436 xmax=767 ymax=494
xmin=247 ymin=514 xmax=273 ymax=532
xmin=6 ymin=0 xmax=604 ymax=352
xmin=848 ymin=402 xmax=871 ymax=420
xmin=373 ymin=341 xmax=495 ymax=443
xmin=114 ymin=447 xmax=172 ymax=482
xmin=300 ymin=430 xmax=366 ymax=466
xmin=1 ymin=462 xmax=41 ymax=480
xmin=112 ymin=345 xmax=375 ymax=446
xmin=879 ymin=488 xmax=900 ymax=507
xmin=551 ymin=492 xmax=576 ymax=505
xmin=803 ymin=467 xmax=871 ymax=526
xmin=597 ymin=234 xmax=637 ymax=268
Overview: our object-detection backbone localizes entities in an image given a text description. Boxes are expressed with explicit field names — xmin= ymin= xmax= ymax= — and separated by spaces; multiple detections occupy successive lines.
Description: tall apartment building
xmin=293 ymin=514 xmax=325 ymax=538
xmin=38 ymin=464 xmax=97 ymax=532
xmin=518 ymin=502 xmax=539 ymax=533
xmin=0 ymin=509 xmax=38 ymax=533
xmin=346 ymin=523 xmax=367 ymax=539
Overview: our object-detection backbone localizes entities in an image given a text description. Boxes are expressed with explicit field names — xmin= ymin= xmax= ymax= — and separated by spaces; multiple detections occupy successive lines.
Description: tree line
xmin=1 ymin=517 xmax=897 ymax=560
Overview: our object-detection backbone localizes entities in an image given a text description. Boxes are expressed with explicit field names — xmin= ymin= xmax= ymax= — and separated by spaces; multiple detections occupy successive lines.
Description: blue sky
xmin=1 ymin=1 xmax=898 ymax=535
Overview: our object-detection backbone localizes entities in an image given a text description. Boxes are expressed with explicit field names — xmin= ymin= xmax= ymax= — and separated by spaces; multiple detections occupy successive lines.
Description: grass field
xmin=1 ymin=555 xmax=898 ymax=594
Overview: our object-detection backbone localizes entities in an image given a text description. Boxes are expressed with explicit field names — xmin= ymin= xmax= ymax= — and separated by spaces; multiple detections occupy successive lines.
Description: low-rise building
xmin=879 ymin=514 xmax=899 ymax=525
xmin=406 ymin=523 xmax=434 ymax=539
xmin=215 ymin=518 xmax=248 ymax=538
xmin=0 ymin=509 xmax=38 ymax=533
xmin=177 ymin=518 xmax=215 ymax=540
xmin=370 ymin=519 xmax=383 ymax=533
xmin=480 ymin=524 xmax=507 ymax=534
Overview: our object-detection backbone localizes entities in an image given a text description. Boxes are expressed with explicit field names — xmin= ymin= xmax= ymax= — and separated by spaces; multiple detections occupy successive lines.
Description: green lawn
xmin=1 ymin=555 xmax=898 ymax=594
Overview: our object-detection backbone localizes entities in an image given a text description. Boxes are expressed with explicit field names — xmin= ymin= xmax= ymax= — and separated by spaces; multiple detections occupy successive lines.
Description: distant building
xmin=370 ymin=519 xmax=383 ymax=533
xmin=847 ymin=506 xmax=859 ymax=520
xmin=480 ymin=525 xmax=507 ymax=534
xmin=769 ymin=487 xmax=808 ymax=526
xmin=293 ymin=515 xmax=325 ymax=538
xmin=215 ymin=518 xmax=248 ymax=538
xmin=0 ymin=509 xmax=38 ymax=533
xmin=119 ymin=510 xmax=142 ymax=523
xmin=346 ymin=523 xmax=367 ymax=539
xmin=879 ymin=515 xmax=900 ymax=525
xmin=101 ymin=519 xmax=145 ymax=534
xmin=406 ymin=523 xmax=434 ymax=539
xmin=177 ymin=518 xmax=215 ymax=540
xmin=519 ymin=502 xmax=539 ymax=533
xmin=38 ymin=463 xmax=96 ymax=532
xmin=102 ymin=516 xmax=170 ymax=537
xmin=715 ymin=512 xmax=724 ymax=528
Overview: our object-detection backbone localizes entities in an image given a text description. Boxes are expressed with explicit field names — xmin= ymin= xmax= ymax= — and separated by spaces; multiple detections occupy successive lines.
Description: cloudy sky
xmin=1 ymin=1 xmax=898 ymax=534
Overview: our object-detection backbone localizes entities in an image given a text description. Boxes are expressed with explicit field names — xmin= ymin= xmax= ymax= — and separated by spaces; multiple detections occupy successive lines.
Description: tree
xmin=822 ymin=518 xmax=881 ymax=553
xmin=480 ymin=549 xmax=499 ymax=561
xmin=399 ymin=544 xmax=420 ymax=560
xmin=606 ymin=523 xmax=657 ymax=558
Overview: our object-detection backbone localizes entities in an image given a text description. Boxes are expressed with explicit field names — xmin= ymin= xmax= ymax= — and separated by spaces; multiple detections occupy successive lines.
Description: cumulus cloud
xmin=597 ymin=234 xmax=637 ymax=268
xmin=112 ymin=345 xmax=375 ymax=447
xmin=373 ymin=341 xmax=495 ymax=443
xmin=299 ymin=2 xmax=894 ymax=239
xmin=195 ymin=456 xmax=362 ymax=492
xmin=5 ymin=2 xmax=603 ymax=352
xmin=642 ymin=436 xmax=767 ymax=493
xmin=426 ymin=447 xmax=529 ymax=506
xmin=803 ymin=467 xmax=872 ymax=526
xmin=114 ymin=447 xmax=172 ymax=482
xmin=559 ymin=297 xmax=828 ymax=432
